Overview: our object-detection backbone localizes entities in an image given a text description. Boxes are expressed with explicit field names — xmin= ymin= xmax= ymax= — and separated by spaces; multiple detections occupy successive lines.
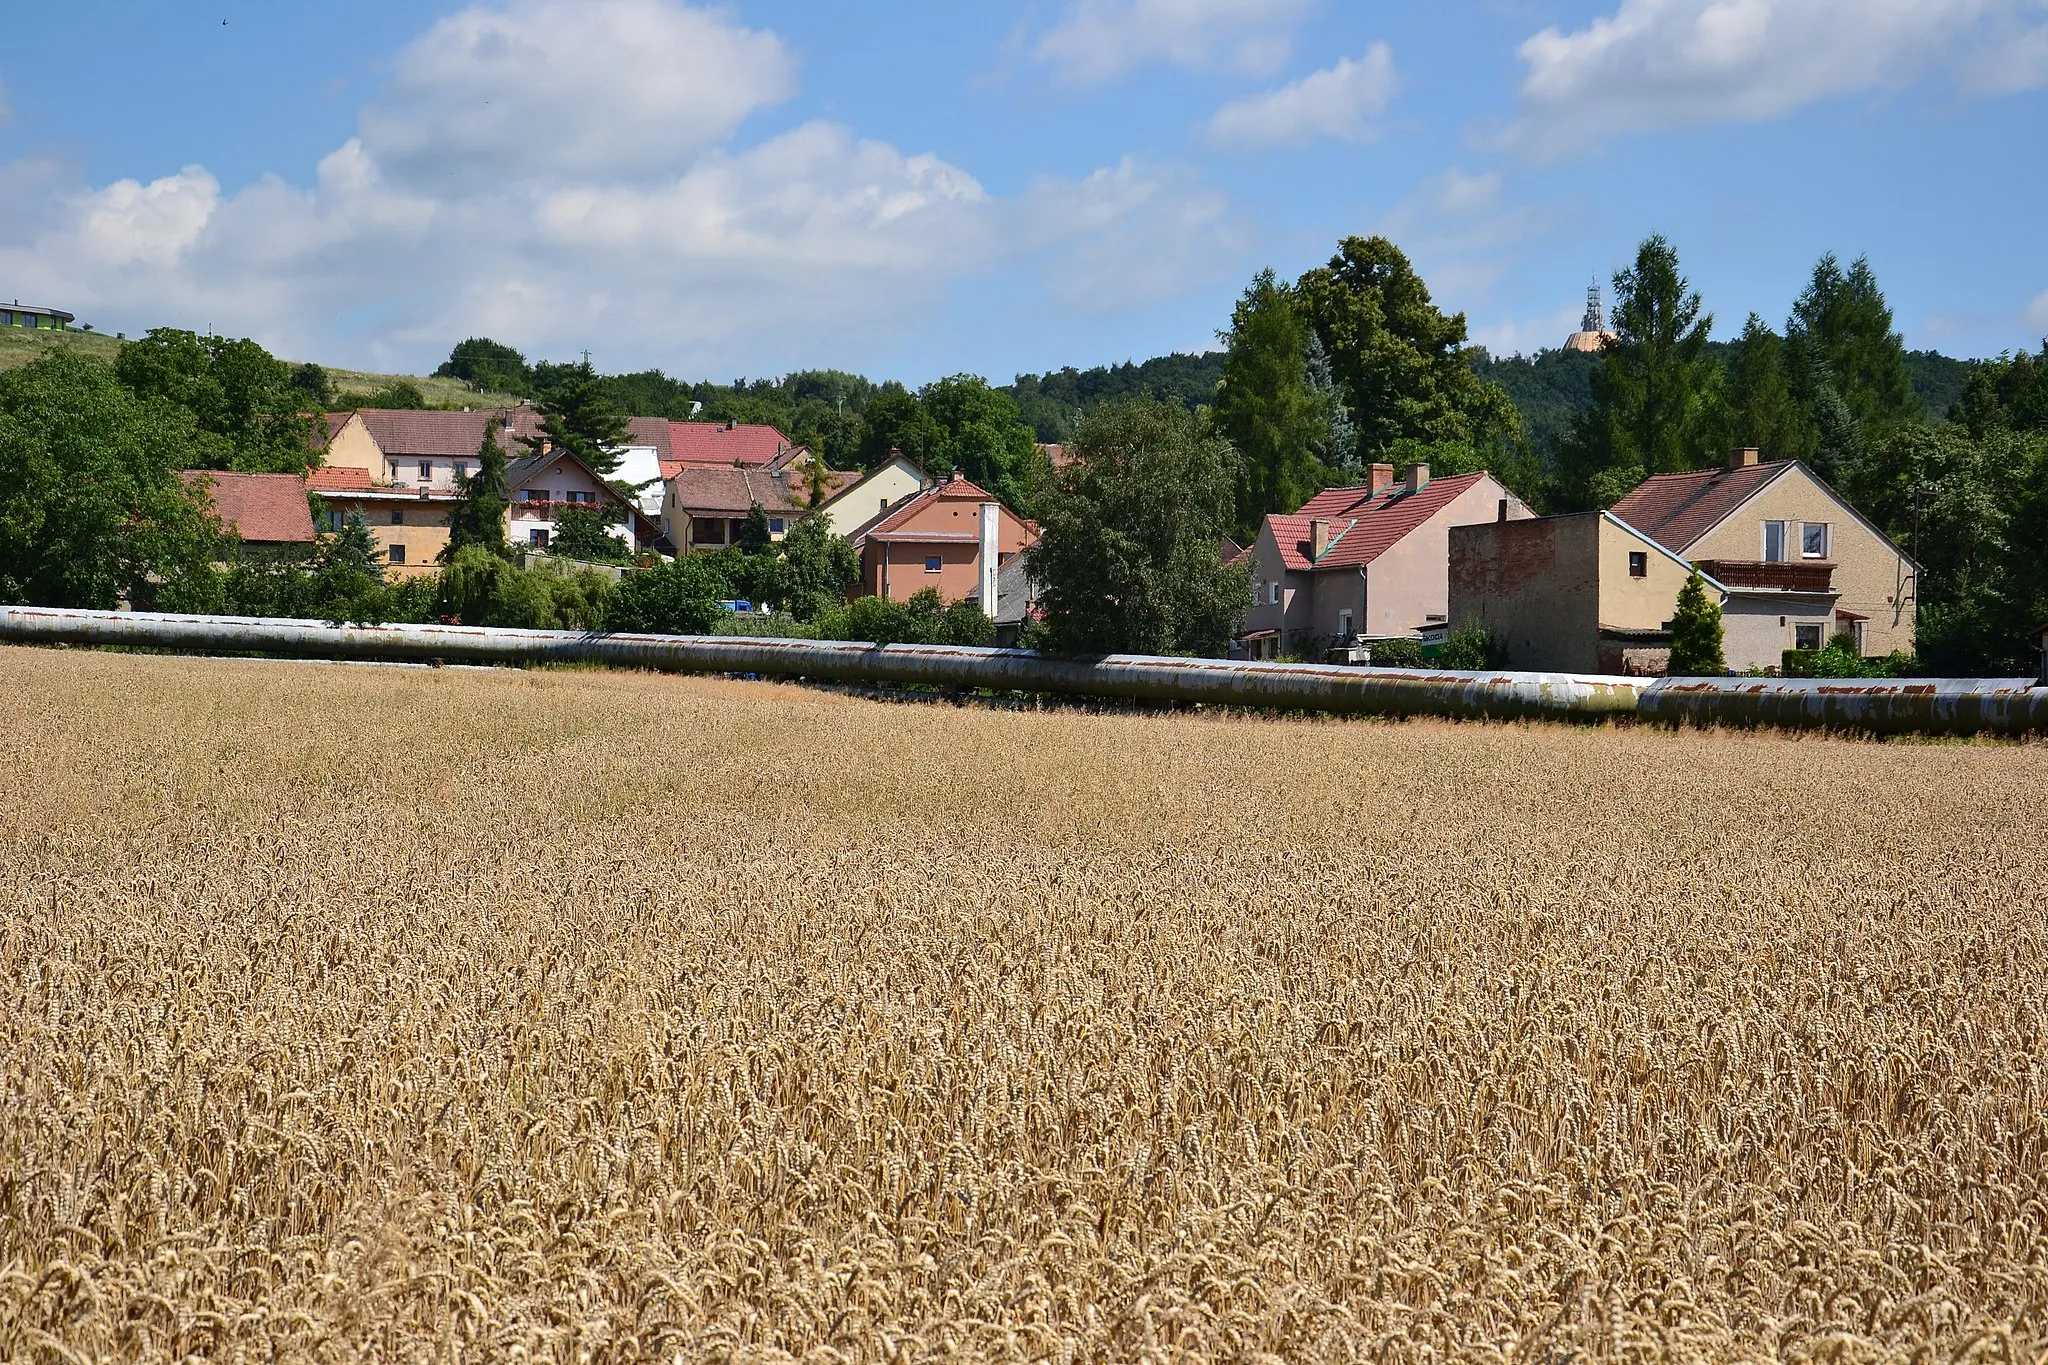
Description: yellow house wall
xmin=820 ymin=460 xmax=926 ymax=540
xmin=323 ymin=495 xmax=452 ymax=577
xmin=1681 ymin=466 xmax=1916 ymax=656
xmin=1596 ymin=517 xmax=1696 ymax=631
xmin=322 ymin=418 xmax=386 ymax=478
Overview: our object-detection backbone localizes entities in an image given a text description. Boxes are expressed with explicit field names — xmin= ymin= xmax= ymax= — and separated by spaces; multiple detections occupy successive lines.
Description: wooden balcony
xmin=1695 ymin=559 xmax=1836 ymax=592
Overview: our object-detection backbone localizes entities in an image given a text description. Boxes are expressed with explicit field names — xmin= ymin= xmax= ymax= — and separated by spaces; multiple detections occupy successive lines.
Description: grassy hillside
xmin=0 ymin=326 xmax=518 ymax=409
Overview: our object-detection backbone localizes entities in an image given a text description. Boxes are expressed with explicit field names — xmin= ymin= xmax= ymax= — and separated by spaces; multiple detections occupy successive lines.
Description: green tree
xmin=333 ymin=379 xmax=428 ymax=410
xmin=812 ymin=588 xmax=993 ymax=647
xmin=1028 ymin=396 xmax=1253 ymax=657
xmin=550 ymin=503 xmax=628 ymax=562
xmin=289 ymin=363 xmax=333 ymax=408
xmin=1304 ymin=331 xmax=1357 ymax=472
xmin=1437 ymin=622 xmax=1504 ymax=670
xmin=435 ymin=338 xmax=533 ymax=395
xmin=524 ymin=360 xmax=631 ymax=475
xmin=1554 ymin=235 xmax=1719 ymax=510
xmin=113 ymin=328 xmax=318 ymax=473
xmin=1711 ymin=314 xmax=1815 ymax=464
xmin=1952 ymin=342 xmax=2048 ymax=438
xmin=770 ymin=515 xmax=860 ymax=621
xmin=0 ymin=350 xmax=225 ymax=610
xmin=438 ymin=544 xmax=616 ymax=629
xmin=736 ymin=503 xmax=773 ymax=555
xmin=918 ymin=375 xmax=1043 ymax=514
xmin=443 ymin=419 xmax=512 ymax=561
xmin=311 ymin=512 xmax=398 ymax=623
xmin=1786 ymin=254 xmax=1917 ymax=440
xmin=853 ymin=384 xmax=943 ymax=471
xmin=613 ymin=554 xmax=735 ymax=635
xmin=1212 ymin=269 xmax=1327 ymax=539
xmin=1668 ymin=568 xmax=1726 ymax=675
xmin=1293 ymin=235 xmax=1521 ymax=464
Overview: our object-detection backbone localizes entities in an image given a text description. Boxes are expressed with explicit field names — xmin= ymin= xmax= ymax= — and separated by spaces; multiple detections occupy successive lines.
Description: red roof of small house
xmin=305 ymin=465 xmax=373 ymax=492
xmin=847 ymin=475 xmax=1038 ymax=549
xmin=1039 ymin=442 xmax=1075 ymax=470
xmin=669 ymin=466 xmax=811 ymax=517
xmin=667 ymin=421 xmax=792 ymax=468
xmin=1608 ymin=461 xmax=1791 ymax=553
xmin=178 ymin=470 xmax=316 ymax=544
xmin=1264 ymin=472 xmax=1490 ymax=572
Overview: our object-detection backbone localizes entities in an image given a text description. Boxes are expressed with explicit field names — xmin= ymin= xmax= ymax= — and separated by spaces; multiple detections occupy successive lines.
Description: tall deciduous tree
xmin=917 ymin=375 xmax=1042 ymax=514
xmin=1554 ymin=235 xmax=1718 ymax=510
xmin=523 ymin=360 xmax=631 ymax=476
xmin=443 ymin=419 xmax=512 ymax=561
xmin=1212 ymin=269 xmax=1327 ymax=540
xmin=0 ymin=350 xmax=225 ymax=610
xmin=1028 ymin=396 xmax=1253 ymax=657
xmin=853 ymin=385 xmax=944 ymax=472
xmin=1293 ymin=235 xmax=1520 ymax=464
xmin=436 ymin=337 xmax=534 ymax=396
xmin=113 ymin=328 xmax=318 ymax=473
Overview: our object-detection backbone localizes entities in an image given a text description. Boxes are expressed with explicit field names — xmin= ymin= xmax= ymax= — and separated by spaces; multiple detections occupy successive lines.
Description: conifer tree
xmin=443 ymin=420 xmax=511 ymax=561
xmin=523 ymin=360 xmax=630 ymax=475
xmin=1212 ymin=269 xmax=1326 ymax=540
xmin=1668 ymin=568 xmax=1726 ymax=676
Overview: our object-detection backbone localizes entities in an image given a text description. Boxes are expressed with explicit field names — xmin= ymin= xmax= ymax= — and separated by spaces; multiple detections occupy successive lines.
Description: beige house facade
xmin=1239 ymin=464 xmax=1535 ymax=659
xmin=1451 ymin=511 xmax=1721 ymax=675
xmin=815 ymin=455 xmax=929 ymax=540
xmin=1612 ymin=450 xmax=1917 ymax=670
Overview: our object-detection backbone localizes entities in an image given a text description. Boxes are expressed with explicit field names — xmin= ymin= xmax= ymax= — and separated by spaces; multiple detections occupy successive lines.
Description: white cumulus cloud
xmin=1034 ymin=0 xmax=1315 ymax=83
xmin=1208 ymin=43 xmax=1395 ymax=147
xmin=0 ymin=0 xmax=1242 ymax=375
xmin=1503 ymin=0 xmax=2048 ymax=158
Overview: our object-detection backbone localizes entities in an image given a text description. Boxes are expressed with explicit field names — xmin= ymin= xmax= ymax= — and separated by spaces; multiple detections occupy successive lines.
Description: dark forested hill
xmin=1001 ymin=352 xmax=1228 ymax=442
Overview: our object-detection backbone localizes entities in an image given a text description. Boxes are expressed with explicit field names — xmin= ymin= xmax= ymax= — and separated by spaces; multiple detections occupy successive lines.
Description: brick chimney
xmin=1368 ymin=462 xmax=1396 ymax=495
xmin=1729 ymin=446 xmax=1760 ymax=468
xmin=1308 ymin=518 xmax=1331 ymax=561
xmin=1404 ymin=462 xmax=1431 ymax=494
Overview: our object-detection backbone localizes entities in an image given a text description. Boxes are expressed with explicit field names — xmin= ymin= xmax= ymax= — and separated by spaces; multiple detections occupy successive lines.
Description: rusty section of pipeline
xmin=7 ymin=606 xmax=2044 ymax=733
xmin=0 ymin=605 xmax=1642 ymax=721
xmin=1637 ymin=675 xmax=2048 ymax=736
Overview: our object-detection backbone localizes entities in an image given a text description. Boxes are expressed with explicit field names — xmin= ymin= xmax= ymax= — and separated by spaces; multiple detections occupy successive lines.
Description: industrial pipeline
xmin=4 ymin=605 xmax=2044 ymax=736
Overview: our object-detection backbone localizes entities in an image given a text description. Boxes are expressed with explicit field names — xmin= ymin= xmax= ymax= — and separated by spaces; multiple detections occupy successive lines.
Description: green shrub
xmin=438 ymin=544 xmax=615 ymax=629
xmin=1668 ymin=568 xmax=1726 ymax=675
xmin=1366 ymin=637 xmax=1424 ymax=668
xmin=1436 ymin=623 xmax=1504 ymax=670
xmin=814 ymin=588 xmax=994 ymax=647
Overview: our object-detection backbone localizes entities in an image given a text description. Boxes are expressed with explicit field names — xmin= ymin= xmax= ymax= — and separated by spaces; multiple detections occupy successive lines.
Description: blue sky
xmin=3 ymin=1 xmax=2045 ymax=385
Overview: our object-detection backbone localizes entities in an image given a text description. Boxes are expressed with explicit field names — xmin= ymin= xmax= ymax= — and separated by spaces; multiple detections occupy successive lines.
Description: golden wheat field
xmin=3 ymin=646 xmax=2047 ymax=1363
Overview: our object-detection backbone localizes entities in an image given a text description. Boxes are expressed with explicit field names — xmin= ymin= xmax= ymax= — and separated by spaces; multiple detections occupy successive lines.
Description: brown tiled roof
xmin=669 ymin=466 xmax=811 ymax=517
xmin=846 ymin=475 xmax=1040 ymax=549
xmin=178 ymin=471 xmax=316 ymax=544
xmin=669 ymin=421 xmax=791 ymax=467
xmin=1264 ymin=473 xmax=1491 ymax=572
xmin=320 ymin=413 xmax=355 ymax=444
xmin=305 ymin=466 xmax=373 ymax=492
xmin=1608 ymin=462 xmax=1791 ymax=553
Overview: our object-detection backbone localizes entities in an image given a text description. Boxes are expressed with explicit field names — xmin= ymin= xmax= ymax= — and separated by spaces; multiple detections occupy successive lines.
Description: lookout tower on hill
xmin=1563 ymin=283 xmax=1616 ymax=353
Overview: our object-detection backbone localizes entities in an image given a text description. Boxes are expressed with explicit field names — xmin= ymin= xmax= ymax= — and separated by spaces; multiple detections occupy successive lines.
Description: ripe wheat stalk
xmin=1 ymin=646 xmax=2044 ymax=1362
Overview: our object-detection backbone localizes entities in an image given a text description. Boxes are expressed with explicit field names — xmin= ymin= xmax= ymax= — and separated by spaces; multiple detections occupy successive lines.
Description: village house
xmin=812 ymin=452 xmax=929 ymax=540
xmin=848 ymin=471 xmax=1037 ymax=606
xmin=668 ymin=420 xmax=796 ymax=468
xmin=1239 ymin=463 xmax=1535 ymax=660
xmin=312 ymin=408 xmax=659 ymax=572
xmin=662 ymin=464 xmax=854 ymax=551
xmin=178 ymin=470 xmax=317 ymax=551
xmin=1450 ymin=510 xmax=1724 ymax=675
xmin=1610 ymin=448 xmax=1917 ymax=668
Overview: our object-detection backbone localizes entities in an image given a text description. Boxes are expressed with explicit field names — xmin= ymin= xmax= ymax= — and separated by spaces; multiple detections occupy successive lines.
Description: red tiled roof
xmin=178 ymin=470 xmax=316 ymax=544
xmin=668 ymin=421 xmax=791 ymax=467
xmin=1265 ymin=473 xmax=1490 ymax=571
xmin=1039 ymin=442 xmax=1075 ymax=470
xmin=1608 ymin=462 xmax=1791 ymax=553
xmin=846 ymin=475 xmax=1014 ymax=548
xmin=669 ymin=466 xmax=811 ymax=517
xmin=305 ymin=465 xmax=373 ymax=492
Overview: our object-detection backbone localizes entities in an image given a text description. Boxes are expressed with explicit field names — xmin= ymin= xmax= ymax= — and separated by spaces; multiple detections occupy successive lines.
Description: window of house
xmin=1848 ymin=620 xmax=1867 ymax=653
xmin=522 ymin=488 xmax=548 ymax=503
xmin=1795 ymin=622 xmax=1823 ymax=651
xmin=1763 ymin=521 xmax=1787 ymax=562
xmin=419 ymin=462 xmax=433 ymax=480
xmin=455 ymin=462 xmax=469 ymax=480
xmin=768 ymin=518 xmax=785 ymax=534
xmin=1801 ymin=522 xmax=1828 ymax=558
xmin=1338 ymin=610 xmax=1354 ymax=639
xmin=390 ymin=509 xmax=404 ymax=525
xmin=565 ymin=490 xmax=593 ymax=504
xmin=1628 ymin=551 xmax=1647 ymax=578
xmin=924 ymin=555 xmax=942 ymax=573
xmin=388 ymin=543 xmax=406 ymax=565
xmin=1269 ymin=582 xmax=1281 ymax=605
xmin=530 ymin=528 xmax=549 ymax=547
